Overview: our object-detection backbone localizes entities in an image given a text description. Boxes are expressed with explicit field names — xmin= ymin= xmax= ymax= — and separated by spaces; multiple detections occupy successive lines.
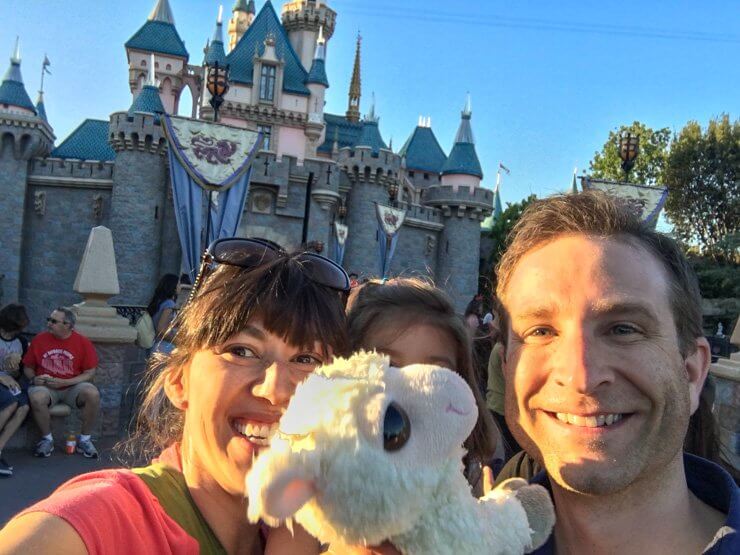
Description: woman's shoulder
xmin=159 ymin=298 xmax=176 ymax=310
xmin=7 ymin=468 xmax=199 ymax=554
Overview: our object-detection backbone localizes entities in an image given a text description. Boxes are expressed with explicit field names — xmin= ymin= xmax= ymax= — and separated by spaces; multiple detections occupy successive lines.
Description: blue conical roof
xmin=0 ymin=47 xmax=35 ymax=113
xmin=307 ymin=59 xmax=329 ymax=87
xmin=126 ymin=1 xmax=188 ymax=59
xmin=205 ymin=16 xmax=227 ymax=66
xmin=128 ymin=84 xmax=165 ymax=116
xmin=35 ymin=91 xmax=47 ymax=122
xmin=440 ymin=109 xmax=482 ymax=179
xmin=52 ymin=119 xmax=115 ymax=161
xmin=399 ymin=125 xmax=447 ymax=173
xmin=356 ymin=120 xmax=387 ymax=155
xmin=493 ymin=187 xmax=503 ymax=219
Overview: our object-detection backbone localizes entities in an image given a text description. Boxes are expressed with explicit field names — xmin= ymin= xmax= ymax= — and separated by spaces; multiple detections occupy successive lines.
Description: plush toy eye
xmin=383 ymin=402 xmax=410 ymax=452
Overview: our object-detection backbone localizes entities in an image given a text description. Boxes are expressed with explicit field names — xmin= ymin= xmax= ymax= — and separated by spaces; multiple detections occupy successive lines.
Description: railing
xmin=114 ymin=305 xmax=147 ymax=326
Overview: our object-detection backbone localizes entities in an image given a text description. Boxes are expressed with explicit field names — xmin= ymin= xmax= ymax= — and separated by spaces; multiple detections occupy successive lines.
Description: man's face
xmin=47 ymin=310 xmax=71 ymax=339
xmin=501 ymin=234 xmax=708 ymax=495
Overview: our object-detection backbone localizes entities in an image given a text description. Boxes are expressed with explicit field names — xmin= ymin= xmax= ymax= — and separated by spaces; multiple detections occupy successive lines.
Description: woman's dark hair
xmin=0 ymin=304 xmax=29 ymax=334
xmin=147 ymin=274 xmax=180 ymax=317
xmin=346 ymin=278 xmax=498 ymax=463
xmin=124 ymin=255 xmax=350 ymax=462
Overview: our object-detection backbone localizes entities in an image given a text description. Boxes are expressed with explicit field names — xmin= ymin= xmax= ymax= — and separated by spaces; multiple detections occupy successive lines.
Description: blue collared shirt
xmin=530 ymin=454 xmax=739 ymax=554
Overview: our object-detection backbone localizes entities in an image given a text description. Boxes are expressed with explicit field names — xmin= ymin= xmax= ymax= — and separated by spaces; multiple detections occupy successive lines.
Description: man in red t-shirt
xmin=23 ymin=307 xmax=100 ymax=459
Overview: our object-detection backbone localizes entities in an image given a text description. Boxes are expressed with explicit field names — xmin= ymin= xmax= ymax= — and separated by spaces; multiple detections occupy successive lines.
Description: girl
xmin=1 ymin=238 xmax=350 ymax=554
xmin=147 ymin=273 xmax=180 ymax=354
xmin=345 ymin=278 xmax=499 ymax=495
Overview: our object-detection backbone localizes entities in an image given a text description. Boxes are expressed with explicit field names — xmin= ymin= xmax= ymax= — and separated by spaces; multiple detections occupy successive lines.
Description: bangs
xmin=177 ymin=258 xmax=348 ymax=358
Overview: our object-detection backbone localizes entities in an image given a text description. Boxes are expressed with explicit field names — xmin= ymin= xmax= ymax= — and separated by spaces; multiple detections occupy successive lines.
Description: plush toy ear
xmin=262 ymin=467 xmax=317 ymax=520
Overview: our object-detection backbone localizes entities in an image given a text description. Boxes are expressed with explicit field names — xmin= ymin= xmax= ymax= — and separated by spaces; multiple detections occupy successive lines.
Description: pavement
xmin=0 ymin=438 xmax=122 ymax=526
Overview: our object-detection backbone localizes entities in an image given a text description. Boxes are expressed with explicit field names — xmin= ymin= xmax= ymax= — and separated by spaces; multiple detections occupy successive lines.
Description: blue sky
xmin=3 ymin=0 xmax=738 ymax=206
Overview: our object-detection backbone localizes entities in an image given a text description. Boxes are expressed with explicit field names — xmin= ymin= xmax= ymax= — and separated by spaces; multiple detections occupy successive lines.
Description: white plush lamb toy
xmin=246 ymin=351 xmax=554 ymax=555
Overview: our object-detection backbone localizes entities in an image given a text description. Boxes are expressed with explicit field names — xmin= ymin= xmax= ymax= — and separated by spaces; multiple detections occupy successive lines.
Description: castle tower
xmin=345 ymin=34 xmax=361 ymax=123
xmin=425 ymin=96 xmax=491 ymax=311
xmin=398 ymin=116 xmax=447 ymax=189
xmin=341 ymin=101 xmax=402 ymax=274
xmin=108 ymin=60 xmax=171 ymax=304
xmin=281 ymin=0 xmax=336 ymax=72
xmin=205 ymin=7 xmax=228 ymax=67
xmin=0 ymin=38 xmax=55 ymax=303
xmin=305 ymin=27 xmax=329 ymax=157
xmin=228 ymin=0 xmax=255 ymax=52
xmin=125 ymin=0 xmax=189 ymax=114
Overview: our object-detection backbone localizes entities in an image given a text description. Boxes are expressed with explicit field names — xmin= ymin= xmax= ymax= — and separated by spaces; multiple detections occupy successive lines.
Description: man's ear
xmin=163 ymin=365 xmax=189 ymax=410
xmin=685 ymin=336 xmax=711 ymax=415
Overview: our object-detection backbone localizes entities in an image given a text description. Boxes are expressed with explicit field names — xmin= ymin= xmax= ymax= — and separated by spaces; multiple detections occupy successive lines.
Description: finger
xmin=482 ymin=465 xmax=495 ymax=495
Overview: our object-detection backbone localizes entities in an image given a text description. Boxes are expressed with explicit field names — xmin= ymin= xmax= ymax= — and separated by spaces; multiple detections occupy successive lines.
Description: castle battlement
xmin=420 ymin=184 xmax=493 ymax=219
xmin=401 ymin=202 xmax=443 ymax=224
xmin=281 ymin=1 xmax=337 ymax=39
xmin=0 ymin=112 xmax=55 ymax=159
xmin=108 ymin=111 xmax=167 ymax=154
xmin=29 ymin=157 xmax=115 ymax=183
xmin=338 ymin=146 xmax=400 ymax=185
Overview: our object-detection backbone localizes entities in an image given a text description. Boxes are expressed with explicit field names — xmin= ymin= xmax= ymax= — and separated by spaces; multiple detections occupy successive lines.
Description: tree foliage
xmin=486 ymin=194 xmax=538 ymax=280
xmin=589 ymin=121 xmax=671 ymax=184
xmin=663 ymin=115 xmax=740 ymax=261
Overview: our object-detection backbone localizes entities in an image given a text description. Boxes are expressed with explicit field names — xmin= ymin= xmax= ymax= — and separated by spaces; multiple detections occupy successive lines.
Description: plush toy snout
xmin=248 ymin=464 xmax=316 ymax=524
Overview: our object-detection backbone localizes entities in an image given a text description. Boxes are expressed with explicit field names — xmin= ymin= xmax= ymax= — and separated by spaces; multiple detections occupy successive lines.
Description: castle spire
xmin=307 ymin=26 xmax=329 ymax=87
xmin=440 ymin=94 xmax=483 ymax=180
xmin=205 ymin=5 xmax=227 ymax=66
xmin=0 ymin=37 xmax=36 ymax=115
xmin=149 ymin=0 xmax=175 ymax=24
xmin=346 ymin=32 xmax=361 ymax=123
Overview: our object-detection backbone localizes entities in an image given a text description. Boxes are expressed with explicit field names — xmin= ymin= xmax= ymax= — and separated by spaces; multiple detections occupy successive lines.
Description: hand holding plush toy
xmin=246 ymin=352 xmax=554 ymax=555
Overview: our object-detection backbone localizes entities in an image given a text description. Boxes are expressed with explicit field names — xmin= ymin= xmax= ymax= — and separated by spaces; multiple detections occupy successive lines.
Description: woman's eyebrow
xmin=240 ymin=324 xmax=267 ymax=340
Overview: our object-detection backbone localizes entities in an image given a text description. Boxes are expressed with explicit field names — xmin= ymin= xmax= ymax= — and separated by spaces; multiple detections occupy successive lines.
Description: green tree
xmin=485 ymin=194 xmax=537 ymax=286
xmin=589 ymin=121 xmax=672 ymax=184
xmin=664 ymin=115 xmax=740 ymax=261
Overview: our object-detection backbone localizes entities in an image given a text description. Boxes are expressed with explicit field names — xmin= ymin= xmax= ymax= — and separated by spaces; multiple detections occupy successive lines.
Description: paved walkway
xmin=0 ymin=438 xmax=122 ymax=526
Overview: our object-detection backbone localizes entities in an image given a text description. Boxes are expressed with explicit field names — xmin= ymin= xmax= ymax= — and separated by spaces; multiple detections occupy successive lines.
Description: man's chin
xmin=546 ymin=456 xmax=636 ymax=496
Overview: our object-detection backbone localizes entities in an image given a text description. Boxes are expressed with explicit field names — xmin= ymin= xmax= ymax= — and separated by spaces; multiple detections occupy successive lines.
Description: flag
xmin=499 ymin=162 xmax=510 ymax=174
xmin=42 ymin=55 xmax=51 ymax=74
xmin=375 ymin=204 xmax=406 ymax=279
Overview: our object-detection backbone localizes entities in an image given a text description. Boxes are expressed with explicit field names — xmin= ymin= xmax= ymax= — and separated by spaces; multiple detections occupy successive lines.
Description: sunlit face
xmin=364 ymin=323 xmax=457 ymax=371
xmin=175 ymin=319 xmax=329 ymax=497
xmin=501 ymin=235 xmax=707 ymax=495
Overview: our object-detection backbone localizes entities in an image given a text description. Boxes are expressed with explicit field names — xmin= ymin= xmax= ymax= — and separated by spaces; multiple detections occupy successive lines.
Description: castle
xmin=0 ymin=0 xmax=495 ymax=330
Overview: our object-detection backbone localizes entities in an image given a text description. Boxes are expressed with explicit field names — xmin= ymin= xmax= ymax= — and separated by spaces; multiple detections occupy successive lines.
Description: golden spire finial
xmin=346 ymin=32 xmax=362 ymax=122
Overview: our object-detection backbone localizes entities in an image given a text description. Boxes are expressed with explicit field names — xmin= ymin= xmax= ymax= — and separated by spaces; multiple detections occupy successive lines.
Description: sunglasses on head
xmin=190 ymin=237 xmax=351 ymax=301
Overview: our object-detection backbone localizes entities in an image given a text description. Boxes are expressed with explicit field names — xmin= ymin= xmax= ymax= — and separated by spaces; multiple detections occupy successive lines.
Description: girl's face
xmin=170 ymin=318 xmax=330 ymax=496
xmin=364 ymin=323 xmax=458 ymax=371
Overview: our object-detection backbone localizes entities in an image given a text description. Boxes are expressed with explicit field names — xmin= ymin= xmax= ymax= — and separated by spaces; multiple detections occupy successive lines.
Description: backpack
xmin=134 ymin=312 xmax=156 ymax=349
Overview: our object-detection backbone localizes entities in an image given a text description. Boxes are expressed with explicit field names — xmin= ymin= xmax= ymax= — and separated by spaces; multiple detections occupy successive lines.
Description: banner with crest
xmin=581 ymin=177 xmax=668 ymax=227
xmin=375 ymin=204 xmax=407 ymax=279
xmin=163 ymin=115 xmax=261 ymax=281
xmin=334 ymin=222 xmax=348 ymax=266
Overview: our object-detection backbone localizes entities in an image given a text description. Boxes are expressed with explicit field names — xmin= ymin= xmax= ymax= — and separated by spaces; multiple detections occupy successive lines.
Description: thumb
xmin=482 ymin=465 xmax=495 ymax=495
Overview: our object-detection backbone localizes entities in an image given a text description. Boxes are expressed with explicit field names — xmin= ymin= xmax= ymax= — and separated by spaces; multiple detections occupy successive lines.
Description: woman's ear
xmin=163 ymin=365 xmax=189 ymax=410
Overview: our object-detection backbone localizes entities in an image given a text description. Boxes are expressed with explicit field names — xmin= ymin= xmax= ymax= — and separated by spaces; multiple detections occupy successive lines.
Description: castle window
xmin=257 ymin=124 xmax=272 ymax=150
xmin=408 ymin=171 xmax=415 ymax=178
xmin=166 ymin=64 xmax=172 ymax=71
xmin=141 ymin=60 xmax=146 ymax=67
xmin=424 ymin=173 xmax=429 ymax=180
xmin=260 ymin=65 xmax=277 ymax=102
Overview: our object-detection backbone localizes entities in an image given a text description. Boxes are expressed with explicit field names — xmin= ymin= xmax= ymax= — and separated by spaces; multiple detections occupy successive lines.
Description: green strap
xmin=133 ymin=463 xmax=227 ymax=555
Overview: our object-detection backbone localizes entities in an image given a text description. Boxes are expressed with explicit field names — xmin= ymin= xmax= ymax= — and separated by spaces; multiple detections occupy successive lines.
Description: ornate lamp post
xmin=619 ymin=132 xmax=640 ymax=182
xmin=206 ymin=61 xmax=230 ymax=123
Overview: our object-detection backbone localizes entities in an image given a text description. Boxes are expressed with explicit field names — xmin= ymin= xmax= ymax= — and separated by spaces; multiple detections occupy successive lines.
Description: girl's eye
xmin=293 ymin=353 xmax=323 ymax=366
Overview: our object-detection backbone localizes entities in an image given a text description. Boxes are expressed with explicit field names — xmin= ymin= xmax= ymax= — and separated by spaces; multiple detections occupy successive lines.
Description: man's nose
xmin=550 ymin=327 xmax=614 ymax=393
xmin=251 ymin=360 xmax=295 ymax=406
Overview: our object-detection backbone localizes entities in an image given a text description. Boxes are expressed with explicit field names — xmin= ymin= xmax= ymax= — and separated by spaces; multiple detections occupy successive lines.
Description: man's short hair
xmin=495 ymin=190 xmax=703 ymax=358
xmin=54 ymin=306 xmax=76 ymax=328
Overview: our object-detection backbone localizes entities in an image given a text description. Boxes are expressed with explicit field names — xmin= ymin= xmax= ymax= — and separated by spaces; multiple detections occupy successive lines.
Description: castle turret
xmin=0 ymin=38 xmax=55 ymax=304
xmin=228 ymin=0 xmax=255 ymax=52
xmin=305 ymin=27 xmax=329 ymax=157
xmin=340 ymin=101 xmax=402 ymax=274
xmin=281 ymin=0 xmax=336 ymax=72
xmin=346 ymin=34 xmax=361 ymax=123
xmin=108 ymin=58 xmax=172 ymax=304
xmin=125 ymin=0 xmax=189 ymax=114
xmin=440 ymin=95 xmax=483 ymax=188
xmin=424 ymin=96 xmax=490 ymax=311
xmin=398 ymin=117 xmax=447 ymax=188
xmin=205 ymin=7 xmax=228 ymax=67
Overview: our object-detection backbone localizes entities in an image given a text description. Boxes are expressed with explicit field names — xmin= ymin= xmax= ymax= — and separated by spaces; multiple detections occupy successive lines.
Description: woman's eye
xmin=526 ymin=327 xmax=554 ymax=338
xmin=293 ymin=354 xmax=322 ymax=365
xmin=611 ymin=324 xmax=640 ymax=336
xmin=226 ymin=345 xmax=258 ymax=358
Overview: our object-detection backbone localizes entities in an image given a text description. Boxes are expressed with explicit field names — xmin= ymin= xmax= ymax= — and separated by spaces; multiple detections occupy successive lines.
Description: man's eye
xmin=611 ymin=324 xmax=640 ymax=336
xmin=226 ymin=346 xmax=258 ymax=358
xmin=528 ymin=327 xmax=554 ymax=337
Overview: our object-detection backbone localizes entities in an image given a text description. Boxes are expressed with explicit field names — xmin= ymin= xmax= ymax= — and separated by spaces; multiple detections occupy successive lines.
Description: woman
xmin=0 ymin=303 xmax=31 ymax=476
xmin=1 ymin=238 xmax=350 ymax=554
xmin=147 ymin=273 xmax=180 ymax=354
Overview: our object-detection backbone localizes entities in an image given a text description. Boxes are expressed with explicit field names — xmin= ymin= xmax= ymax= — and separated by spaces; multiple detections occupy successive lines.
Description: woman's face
xmin=174 ymin=318 xmax=329 ymax=496
xmin=364 ymin=323 xmax=458 ymax=371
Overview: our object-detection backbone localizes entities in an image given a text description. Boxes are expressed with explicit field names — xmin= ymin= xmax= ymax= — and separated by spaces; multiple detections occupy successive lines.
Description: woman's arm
xmin=0 ymin=512 xmax=87 ymax=555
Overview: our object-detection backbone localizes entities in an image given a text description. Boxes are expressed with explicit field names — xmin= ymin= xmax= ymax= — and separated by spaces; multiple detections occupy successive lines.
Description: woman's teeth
xmin=555 ymin=413 xmax=624 ymax=428
xmin=234 ymin=421 xmax=279 ymax=445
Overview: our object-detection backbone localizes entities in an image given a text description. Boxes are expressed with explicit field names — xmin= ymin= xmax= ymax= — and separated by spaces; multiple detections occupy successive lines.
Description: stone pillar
xmin=71 ymin=226 xmax=139 ymax=438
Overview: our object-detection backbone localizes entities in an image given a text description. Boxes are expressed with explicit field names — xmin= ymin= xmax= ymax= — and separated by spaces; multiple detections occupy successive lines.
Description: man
xmin=23 ymin=307 xmax=100 ymax=458
xmin=493 ymin=191 xmax=737 ymax=553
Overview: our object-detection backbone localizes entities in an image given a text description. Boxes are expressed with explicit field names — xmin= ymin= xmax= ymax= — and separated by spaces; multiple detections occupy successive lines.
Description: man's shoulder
xmin=69 ymin=330 xmax=94 ymax=347
xmin=28 ymin=332 xmax=52 ymax=346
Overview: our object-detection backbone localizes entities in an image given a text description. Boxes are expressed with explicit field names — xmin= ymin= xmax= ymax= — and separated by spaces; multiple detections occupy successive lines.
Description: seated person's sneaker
xmin=34 ymin=438 xmax=54 ymax=457
xmin=76 ymin=438 xmax=98 ymax=459
xmin=0 ymin=456 xmax=12 ymax=476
